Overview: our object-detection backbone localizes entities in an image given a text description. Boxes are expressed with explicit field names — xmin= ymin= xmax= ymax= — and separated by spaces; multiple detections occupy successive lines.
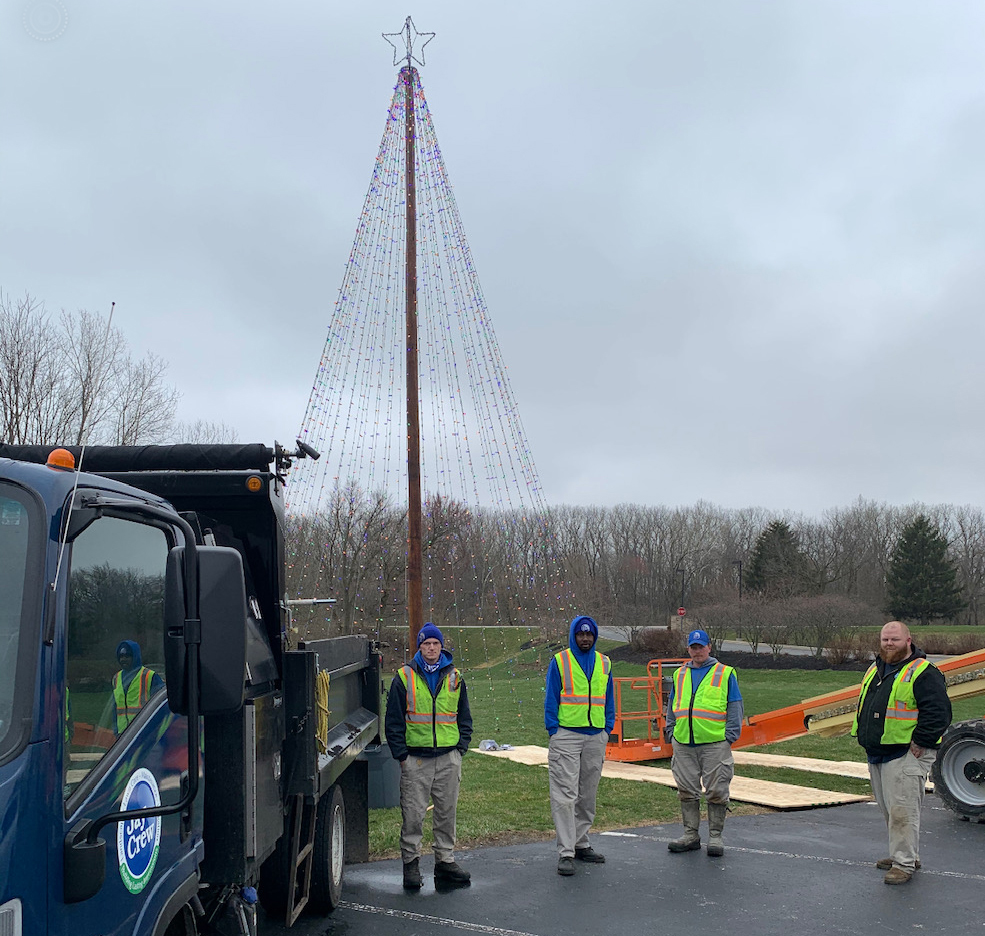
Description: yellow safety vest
xmin=672 ymin=663 xmax=733 ymax=744
xmin=113 ymin=666 xmax=157 ymax=733
xmin=852 ymin=658 xmax=933 ymax=745
xmin=555 ymin=649 xmax=610 ymax=729
xmin=398 ymin=664 xmax=462 ymax=749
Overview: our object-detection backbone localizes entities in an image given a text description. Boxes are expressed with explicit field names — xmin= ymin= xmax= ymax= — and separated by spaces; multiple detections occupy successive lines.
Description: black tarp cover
xmin=0 ymin=444 xmax=274 ymax=472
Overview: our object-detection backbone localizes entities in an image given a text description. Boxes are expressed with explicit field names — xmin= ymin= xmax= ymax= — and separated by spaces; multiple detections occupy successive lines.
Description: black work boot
xmin=434 ymin=860 xmax=471 ymax=886
xmin=403 ymin=857 xmax=423 ymax=890
xmin=574 ymin=846 xmax=605 ymax=863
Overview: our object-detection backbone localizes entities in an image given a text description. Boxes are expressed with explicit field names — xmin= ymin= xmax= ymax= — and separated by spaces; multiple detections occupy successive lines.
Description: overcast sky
xmin=3 ymin=1 xmax=985 ymax=516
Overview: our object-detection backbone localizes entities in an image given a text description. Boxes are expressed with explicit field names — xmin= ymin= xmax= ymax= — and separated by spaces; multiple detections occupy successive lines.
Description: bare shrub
xmin=634 ymin=627 xmax=688 ymax=659
xmin=825 ymin=634 xmax=873 ymax=665
xmin=918 ymin=632 xmax=985 ymax=656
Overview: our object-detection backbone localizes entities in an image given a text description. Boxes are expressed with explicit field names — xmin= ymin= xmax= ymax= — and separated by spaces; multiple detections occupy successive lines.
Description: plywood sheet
xmin=475 ymin=745 xmax=870 ymax=809
xmin=731 ymin=751 xmax=870 ymax=779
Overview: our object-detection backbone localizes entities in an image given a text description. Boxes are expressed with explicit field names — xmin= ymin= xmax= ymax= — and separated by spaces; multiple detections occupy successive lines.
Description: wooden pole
xmin=403 ymin=65 xmax=424 ymax=650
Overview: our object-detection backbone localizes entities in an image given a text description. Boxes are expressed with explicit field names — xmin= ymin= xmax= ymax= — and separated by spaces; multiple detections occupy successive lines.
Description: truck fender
xmin=146 ymin=871 xmax=200 ymax=936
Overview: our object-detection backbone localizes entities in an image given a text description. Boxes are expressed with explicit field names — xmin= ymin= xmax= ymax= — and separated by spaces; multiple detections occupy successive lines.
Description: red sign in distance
xmin=677 ymin=607 xmax=686 ymax=616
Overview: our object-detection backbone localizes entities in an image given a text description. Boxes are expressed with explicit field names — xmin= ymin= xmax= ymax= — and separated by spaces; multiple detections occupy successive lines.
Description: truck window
xmin=0 ymin=489 xmax=36 ymax=764
xmin=64 ymin=516 xmax=169 ymax=798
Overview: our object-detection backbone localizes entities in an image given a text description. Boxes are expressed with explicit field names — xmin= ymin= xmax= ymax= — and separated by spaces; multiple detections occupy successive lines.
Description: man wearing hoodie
xmin=385 ymin=623 xmax=473 ymax=890
xmin=853 ymin=620 xmax=950 ymax=885
xmin=544 ymin=615 xmax=615 ymax=877
xmin=112 ymin=640 xmax=164 ymax=735
xmin=664 ymin=629 xmax=743 ymax=858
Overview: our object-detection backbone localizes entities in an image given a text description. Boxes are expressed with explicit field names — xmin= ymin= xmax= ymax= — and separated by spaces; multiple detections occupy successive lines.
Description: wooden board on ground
xmin=475 ymin=745 xmax=870 ymax=810
xmin=731 ymin=751 xmax=870 ymax=780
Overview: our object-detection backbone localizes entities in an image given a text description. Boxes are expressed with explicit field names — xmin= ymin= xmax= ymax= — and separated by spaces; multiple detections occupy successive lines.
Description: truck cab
xmin=0 ymin=444 xmax=381 ymax=935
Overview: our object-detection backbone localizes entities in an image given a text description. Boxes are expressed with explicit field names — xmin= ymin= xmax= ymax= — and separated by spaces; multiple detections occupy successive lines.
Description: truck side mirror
xmin=164 ymin=545 xmax=248 ymax=715
xmin=63 ymin=820 xmax=106 ymax=904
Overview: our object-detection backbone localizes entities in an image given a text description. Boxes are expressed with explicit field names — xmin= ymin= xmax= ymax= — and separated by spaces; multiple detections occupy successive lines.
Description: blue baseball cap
xmin=687 ymin=629 xmax=710 ymax=647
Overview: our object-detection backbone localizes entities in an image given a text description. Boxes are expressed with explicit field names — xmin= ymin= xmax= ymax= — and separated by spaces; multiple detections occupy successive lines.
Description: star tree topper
xmin=382 ymin=16 xmax=435 ymax=69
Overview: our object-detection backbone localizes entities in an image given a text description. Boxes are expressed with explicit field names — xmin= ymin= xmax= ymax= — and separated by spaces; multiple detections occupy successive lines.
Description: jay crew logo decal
xmin=116 ymin=768 xmax=162 ymax=894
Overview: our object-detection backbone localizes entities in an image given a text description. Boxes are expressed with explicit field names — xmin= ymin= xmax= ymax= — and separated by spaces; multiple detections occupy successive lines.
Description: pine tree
xmin=885 ymin=515 xmax=966 ymax=625
xmin=744 ymin=520 xmax=810 ymax=599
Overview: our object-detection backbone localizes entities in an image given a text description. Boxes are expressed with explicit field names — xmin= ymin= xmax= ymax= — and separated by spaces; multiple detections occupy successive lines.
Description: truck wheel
xmin=309 ymin=784 xmax=345 ymax=914
xmin=932 ymin=719 xmax=985 ymax=819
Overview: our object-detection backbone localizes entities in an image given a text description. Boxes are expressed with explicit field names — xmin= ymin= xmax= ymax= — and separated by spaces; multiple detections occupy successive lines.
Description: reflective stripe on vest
xmin=555 ymin=649 xmax=610 ymax=729
xmin=852 ymin=658 xmax=933 ymax=745
xmin=113 ymin=666 xmax=156 ymax=733
xmin=672 ymin=663 xmax=732 ymax=744
xmin=398 ymin=664 xmax=462 ymax=749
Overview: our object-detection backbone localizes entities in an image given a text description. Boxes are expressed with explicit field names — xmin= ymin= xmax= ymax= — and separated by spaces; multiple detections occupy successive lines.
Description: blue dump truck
xmin=0 ymin=443 xmax=382 ymax=935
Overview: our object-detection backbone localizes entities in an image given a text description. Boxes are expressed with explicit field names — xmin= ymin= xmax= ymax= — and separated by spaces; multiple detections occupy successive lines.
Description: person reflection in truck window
xmin=112 ymin=640 xmax=163 ymax=734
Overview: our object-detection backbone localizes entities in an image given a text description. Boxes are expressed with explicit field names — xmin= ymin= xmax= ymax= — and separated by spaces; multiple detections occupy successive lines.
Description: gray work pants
xmin=548 ymin=727 xmax=608 ymax=857
xmin=670 ymin=738 xmax=734 ymax=804
xmin=399 ymin=749 xmax=463 ymax=863
xmin=868 ymin=749 xmax=935 ymax=872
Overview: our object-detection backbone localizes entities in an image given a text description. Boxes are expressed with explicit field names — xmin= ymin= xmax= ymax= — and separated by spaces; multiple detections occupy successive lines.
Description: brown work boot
xmin=876 ymin=858 xmax=920 ymax=871
xmin=884 ymin=867 xmax=913 ymax=885
xmin=668 ymin=799 xmax=702 ymax=853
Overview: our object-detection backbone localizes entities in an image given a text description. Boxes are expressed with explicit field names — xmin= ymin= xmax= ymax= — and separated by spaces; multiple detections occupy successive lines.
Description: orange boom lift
xmin=606 ymin=648 xmax=985 ymax=763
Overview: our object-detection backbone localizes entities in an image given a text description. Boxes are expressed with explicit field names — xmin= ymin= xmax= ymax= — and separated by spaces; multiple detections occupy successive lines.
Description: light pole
xmin=732 ymin=560 xmax=743 ymax=600
xmin=676 ymin=568 xmax=686 ymax=611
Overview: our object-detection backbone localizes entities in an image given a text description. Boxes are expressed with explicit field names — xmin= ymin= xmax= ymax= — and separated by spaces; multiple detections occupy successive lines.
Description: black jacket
xmin=855 ymin=648 xmax=951 ymax=757
xmin=384 ymin=657 xmax=473 ymax=762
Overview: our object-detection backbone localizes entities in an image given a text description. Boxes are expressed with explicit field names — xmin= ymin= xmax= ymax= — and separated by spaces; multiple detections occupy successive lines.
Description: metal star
xmin=382 ymin=16 xmax=435 ymax=69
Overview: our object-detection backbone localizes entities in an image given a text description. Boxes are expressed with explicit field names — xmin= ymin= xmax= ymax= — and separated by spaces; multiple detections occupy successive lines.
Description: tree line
xmin=285 ymin=484 xmax=979 ymax=642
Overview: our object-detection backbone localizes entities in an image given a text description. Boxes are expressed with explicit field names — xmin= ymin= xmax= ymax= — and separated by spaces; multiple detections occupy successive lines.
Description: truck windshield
xmin=0 ymin=485 xmax=40 ymax=761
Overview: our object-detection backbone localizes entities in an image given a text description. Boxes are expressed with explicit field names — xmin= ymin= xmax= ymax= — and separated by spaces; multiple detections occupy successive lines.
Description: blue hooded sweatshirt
xmin=115 ymin=639 xmax=164 ymax=697
xmin=544 ymin=616 xmax=615 ymax=737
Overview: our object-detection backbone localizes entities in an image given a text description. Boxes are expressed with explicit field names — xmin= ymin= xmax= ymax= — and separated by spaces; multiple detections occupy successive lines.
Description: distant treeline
xmin=284 ymin=486 xmax=985 ymax=640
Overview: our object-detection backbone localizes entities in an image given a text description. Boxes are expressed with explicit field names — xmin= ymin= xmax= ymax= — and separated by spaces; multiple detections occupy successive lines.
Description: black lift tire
xmin=309 ymin=783 xmax=346 ymax=914
xmin=932 ymin=718 xmax=985 ymax=819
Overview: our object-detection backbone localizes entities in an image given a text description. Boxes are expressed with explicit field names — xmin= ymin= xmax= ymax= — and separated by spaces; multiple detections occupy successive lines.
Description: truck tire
xmin=309 ymin=784 xmax=346 ymax=914
xmin=931 ymin=719 xmax=985 ymax=819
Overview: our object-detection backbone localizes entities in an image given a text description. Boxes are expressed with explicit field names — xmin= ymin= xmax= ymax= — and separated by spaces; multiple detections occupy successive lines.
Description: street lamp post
xmin=733 ymin=560 xmax=743 ymax=600
xmin=676 ymin=567 xmax=686 ymax=611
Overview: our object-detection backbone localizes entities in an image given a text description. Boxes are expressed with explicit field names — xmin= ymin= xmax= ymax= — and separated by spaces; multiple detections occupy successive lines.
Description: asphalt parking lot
xmin=260 ymin=796 xmax=985 ymax=936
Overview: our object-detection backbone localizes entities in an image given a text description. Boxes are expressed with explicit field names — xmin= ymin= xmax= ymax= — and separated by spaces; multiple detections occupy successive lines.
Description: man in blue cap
xmin=544 ymin=615 xmax=614 ymax=876
xmin=664 ymin=628 xmax=743 ymax=857
xmin=385 ymin=623 xmax=473 ymax=890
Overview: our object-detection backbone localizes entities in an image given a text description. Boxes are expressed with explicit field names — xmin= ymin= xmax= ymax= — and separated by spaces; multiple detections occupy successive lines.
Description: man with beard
xmin=853 ymin=620 xmax=951 ymax=885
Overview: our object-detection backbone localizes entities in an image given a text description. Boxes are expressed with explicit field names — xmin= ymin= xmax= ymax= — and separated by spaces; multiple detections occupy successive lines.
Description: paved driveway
xmin=261 ymin=798 xmax=984 ymax=936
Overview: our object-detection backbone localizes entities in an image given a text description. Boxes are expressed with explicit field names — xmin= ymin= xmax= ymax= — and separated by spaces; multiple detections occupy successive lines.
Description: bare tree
xmin=173 ymin=419 xmax=240 ymax=444
xmin=0 ymin=293 xmax=63 ymax=443
xmin=1 ymin=292 xmax=182 ymax=445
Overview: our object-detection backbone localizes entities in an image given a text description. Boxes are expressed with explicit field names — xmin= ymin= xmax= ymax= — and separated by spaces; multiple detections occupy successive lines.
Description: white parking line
xmin=339 ymin=902 xmax=543 ymax=936
xmin=622 ymin=832 xmax=985 ymax=881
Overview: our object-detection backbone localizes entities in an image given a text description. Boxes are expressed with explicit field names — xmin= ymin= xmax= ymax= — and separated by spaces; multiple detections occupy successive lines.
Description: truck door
xmin=56 ymin=512 xmax=203 ymax=936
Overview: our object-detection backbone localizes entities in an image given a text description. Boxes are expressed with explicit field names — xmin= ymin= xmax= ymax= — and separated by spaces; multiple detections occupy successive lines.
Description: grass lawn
xmin=369 ymin=639 xmax=985 ymax=859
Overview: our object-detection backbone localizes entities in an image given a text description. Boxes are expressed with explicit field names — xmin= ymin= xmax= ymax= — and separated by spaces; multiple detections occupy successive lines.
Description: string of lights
xmin=287 ymin=62 xmax=572 ymax=721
